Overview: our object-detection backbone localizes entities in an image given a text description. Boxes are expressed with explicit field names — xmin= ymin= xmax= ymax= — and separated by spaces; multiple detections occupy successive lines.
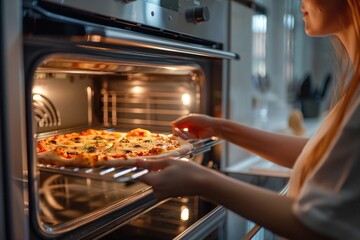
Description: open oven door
xmin=0 ymin=0 xmax=30 ymax=239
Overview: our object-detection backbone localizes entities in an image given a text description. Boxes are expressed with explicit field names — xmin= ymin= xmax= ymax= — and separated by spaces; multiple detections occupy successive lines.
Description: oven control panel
xmin=122 ymin=0 xmax=209 ymax=24
xmin=39 ymin=0 xmax=228 ymax=45
xmin=185 ymin=6 xmax=210 ymax=24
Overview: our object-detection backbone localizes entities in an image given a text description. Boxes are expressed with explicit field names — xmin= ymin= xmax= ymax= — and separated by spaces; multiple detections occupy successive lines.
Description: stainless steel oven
xmin=1 ymin=0 xmax=239 ymax=239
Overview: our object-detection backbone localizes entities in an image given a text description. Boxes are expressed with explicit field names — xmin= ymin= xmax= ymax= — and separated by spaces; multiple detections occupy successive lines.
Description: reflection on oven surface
xmin=101 ymin=197 xmax=219 ymax=240
xmin=39 ymin=172 xmax=149 ymax=227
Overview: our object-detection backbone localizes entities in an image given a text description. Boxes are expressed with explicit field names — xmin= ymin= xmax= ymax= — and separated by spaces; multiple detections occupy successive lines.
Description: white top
xmin=290 ymin=95 xmax=360 ymax=239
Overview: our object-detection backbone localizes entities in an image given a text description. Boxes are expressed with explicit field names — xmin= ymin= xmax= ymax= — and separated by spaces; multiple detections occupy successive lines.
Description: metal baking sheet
xmin=38 ymin=164 xmax=149 ymax=183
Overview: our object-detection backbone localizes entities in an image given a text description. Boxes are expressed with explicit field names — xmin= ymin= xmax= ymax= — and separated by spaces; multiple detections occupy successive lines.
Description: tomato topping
xmin=112 ymin=153 xmax=125 ymax=158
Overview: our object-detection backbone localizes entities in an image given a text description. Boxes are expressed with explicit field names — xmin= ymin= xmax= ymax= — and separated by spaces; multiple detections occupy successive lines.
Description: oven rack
xmin=38 ymin=138 xmax=223 ymax=183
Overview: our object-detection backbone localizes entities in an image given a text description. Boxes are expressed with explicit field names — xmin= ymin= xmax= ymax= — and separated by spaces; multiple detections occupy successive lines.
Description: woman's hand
xmin=171 ymin=114 xmax=219 ymax=140
xmin=136 ymin=158 xmax=212 ymax=200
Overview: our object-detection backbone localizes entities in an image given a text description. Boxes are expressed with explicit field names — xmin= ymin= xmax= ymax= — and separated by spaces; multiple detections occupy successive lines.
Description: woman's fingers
xmin=137 ymin=158 xmax=207 ymax=199
xmin=171 ymin=114 xmax=216 ymax=139
xmin=139 ymin=171 xmax=159 ymax=187
xmin=136 ymin=158 xmax=172 ymax=171
xmin=171 ymin=115 xmax=204 ymax=139
xmin=171 ymin=114 xmax=201 ymax=128
xmin=172 ymin=127 xmax=197 ymax=140
xmin=138 ymin=164 xmax=175 ymax=200
xmin=170 ymin=114 xmax=194 ymax=126
xmin=172 ymin=127 xmax=189 ymax=139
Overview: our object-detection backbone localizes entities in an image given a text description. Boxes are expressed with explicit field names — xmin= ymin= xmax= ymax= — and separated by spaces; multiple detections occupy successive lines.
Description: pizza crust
xmin=38 ymin=151 xmax=92 ymax=167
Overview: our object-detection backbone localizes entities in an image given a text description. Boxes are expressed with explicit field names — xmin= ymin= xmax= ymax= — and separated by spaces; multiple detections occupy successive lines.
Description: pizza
xmin=36 ymin=128 xmax=193 ymax=167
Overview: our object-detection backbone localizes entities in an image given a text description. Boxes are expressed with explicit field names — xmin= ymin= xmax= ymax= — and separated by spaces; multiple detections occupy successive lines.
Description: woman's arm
xmin=215 ymin=118 xmax=308 ymax=168
xmin=138 ymin=159 xmax=329 ymax=240
xmin=172 ymin=114 xmax=309 ymax=168
xmin=203 ymin=169 xmax=328 ymax=239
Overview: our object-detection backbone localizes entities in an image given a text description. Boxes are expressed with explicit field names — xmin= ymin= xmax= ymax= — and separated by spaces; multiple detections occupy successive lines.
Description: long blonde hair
xmin=296 ymin=0 xmax=360 ymax=190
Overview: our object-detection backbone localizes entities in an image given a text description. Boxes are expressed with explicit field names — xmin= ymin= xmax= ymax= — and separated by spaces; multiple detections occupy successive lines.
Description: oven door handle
xmin=86 ymin=28 xmax=240 ymax=60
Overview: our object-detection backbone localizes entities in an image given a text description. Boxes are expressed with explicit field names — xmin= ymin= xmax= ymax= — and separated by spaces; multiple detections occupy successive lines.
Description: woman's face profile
xmin=300 ymin=0 xmax=348 ymax=37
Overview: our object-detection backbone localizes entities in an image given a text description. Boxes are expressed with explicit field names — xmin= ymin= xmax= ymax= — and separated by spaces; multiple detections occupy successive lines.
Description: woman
xmin=137 ymin=0 xmax=360 ymax=239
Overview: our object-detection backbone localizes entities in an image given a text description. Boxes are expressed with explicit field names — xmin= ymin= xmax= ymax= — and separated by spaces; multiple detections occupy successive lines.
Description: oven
xmin=1 ymin=0 xmax=239 ymax=239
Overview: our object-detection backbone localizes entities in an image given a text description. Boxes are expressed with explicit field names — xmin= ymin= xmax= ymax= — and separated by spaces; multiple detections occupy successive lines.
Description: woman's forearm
xmin=200 ymin=170 xmax=328 ymax=240
xmin=214 ymin=118 xmax=308 ymax=168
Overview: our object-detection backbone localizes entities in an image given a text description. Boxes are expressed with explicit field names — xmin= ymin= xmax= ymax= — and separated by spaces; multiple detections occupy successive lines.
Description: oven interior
xmin=31 ymin=54 xmax=221 ymax=237
xmin=33 ymin=54 xmax=203 ymax=133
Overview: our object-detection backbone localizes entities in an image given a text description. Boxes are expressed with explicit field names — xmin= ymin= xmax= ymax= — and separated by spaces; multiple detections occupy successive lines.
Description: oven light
xmin=131 ymin=86 xmax=143 ymax=94
xmin=32 ymin=93 xmax=42 ymax=101
xmin=32 ymin=86 xmax=46 ymax=95
xmin=180 ymin=206 xmax=189 ymax=221
xmin=182 ymin=93 xmax=191 ymax=106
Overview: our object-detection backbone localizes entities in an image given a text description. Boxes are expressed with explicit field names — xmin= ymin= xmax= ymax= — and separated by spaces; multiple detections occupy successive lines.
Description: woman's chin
xmin=304 ymin=27 xmax=322 ymax=37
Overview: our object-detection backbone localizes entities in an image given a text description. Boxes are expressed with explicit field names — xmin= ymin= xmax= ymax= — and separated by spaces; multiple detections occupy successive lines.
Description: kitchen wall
xmin=261 ymin=0 xmax=335 ymax=109
xmin=226 ymin=0 xmax=254 ymax=167
xmin=226 ymin=0 xmax=334 ymax=166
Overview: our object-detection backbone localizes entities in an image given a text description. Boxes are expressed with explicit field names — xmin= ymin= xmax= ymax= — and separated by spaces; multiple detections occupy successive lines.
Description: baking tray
xmin=37 ymin=137 xmax=223 ymax=183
